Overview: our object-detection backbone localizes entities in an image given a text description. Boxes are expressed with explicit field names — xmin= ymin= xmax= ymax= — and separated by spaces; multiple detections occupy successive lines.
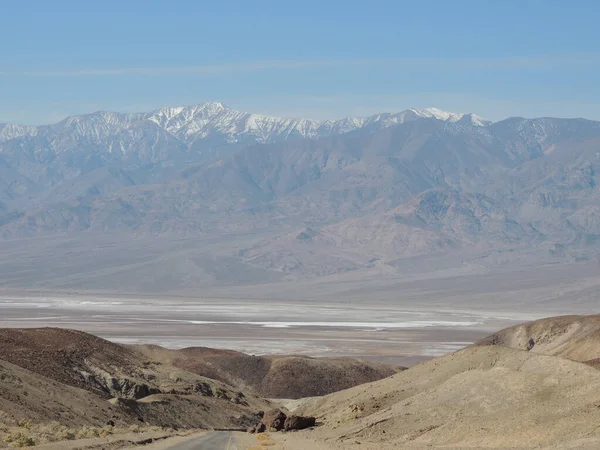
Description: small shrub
xmin=75 ymin=426 xmax=102 ymax=439
xmin=54 ymin=428 xmax=76 ymax=441
xmin=4 ymin=432 xmax=36 ymax=447
xmin=99 ymin=426 xmax=114 ymax=438
xmin=10 ymin=436 xmax=36 ymax=448
xmin=15 ymin=419 xmax=31 ymax=430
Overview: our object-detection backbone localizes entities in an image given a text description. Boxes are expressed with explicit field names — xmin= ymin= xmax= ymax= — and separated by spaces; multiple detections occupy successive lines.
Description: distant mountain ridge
xmin=0 ymin=103 xmax=490 ymax=147
xmin=0 ymin=103 xmax=598 ymax=285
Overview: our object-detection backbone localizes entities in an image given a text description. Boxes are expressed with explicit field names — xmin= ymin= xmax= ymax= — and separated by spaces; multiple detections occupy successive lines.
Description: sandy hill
xmin=278 ymin=325 xmax=600 ymax=449
xmin=134 ymin=345 xmax=399 ymax=399
xmin=475 ymin=314 xmax=600 ymax=365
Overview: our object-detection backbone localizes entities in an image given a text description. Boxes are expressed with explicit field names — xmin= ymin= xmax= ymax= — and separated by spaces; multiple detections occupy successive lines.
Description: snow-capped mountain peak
xmin=0 ymin=123 xmax=38 ymax=143
xmin=0 ymin=103 xmax=491 ymax=158
xmin=410 ymin=107 xmax=490 ymax=126
xmin=411 ymin=107 xmax=465 ymax=122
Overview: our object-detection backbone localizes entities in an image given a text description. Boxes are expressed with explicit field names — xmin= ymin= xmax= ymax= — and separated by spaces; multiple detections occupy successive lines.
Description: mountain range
xmin=0 ymin=103 xmax=599 ymax=285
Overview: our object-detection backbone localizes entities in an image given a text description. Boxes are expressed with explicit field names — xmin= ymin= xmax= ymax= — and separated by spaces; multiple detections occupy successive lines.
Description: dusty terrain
xmin=258 ymin=316 xmax=600 ymax=449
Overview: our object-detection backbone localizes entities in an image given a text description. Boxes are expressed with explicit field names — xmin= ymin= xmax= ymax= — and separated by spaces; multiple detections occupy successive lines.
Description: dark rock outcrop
xmin=284 ymin=415 xmax=316 ymax=431
xmin=248 ymin=422 xmax=267 ymax=434
xmin=262 ymin=409 xmax=287 ymax=431
xmin=107 ymin=377 xmax=160 ymax=399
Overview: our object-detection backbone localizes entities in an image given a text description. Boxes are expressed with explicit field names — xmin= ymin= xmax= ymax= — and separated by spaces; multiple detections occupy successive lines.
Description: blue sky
xmin=0 ymin=0 xmax=599 ymax=124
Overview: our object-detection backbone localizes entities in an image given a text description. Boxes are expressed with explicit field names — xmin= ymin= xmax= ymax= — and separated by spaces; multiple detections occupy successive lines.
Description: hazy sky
xmin=1 ymin=0 xmax=599 ymax=124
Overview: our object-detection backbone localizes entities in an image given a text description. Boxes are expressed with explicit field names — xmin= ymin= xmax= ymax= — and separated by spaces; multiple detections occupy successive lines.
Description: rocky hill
xmin=135 ymin=345 xmax=399 ymax=399
xmin=274 ymin=315 xmax=600 ymax=449
xmin=475 ymin=314 xmax=600 ymax=364
xmin=0 ymin=328 xmax=272 ymax=431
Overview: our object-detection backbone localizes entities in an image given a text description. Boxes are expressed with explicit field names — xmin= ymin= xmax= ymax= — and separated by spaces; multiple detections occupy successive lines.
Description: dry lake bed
xmin=0 ymin=293 xmax=535 ymax=365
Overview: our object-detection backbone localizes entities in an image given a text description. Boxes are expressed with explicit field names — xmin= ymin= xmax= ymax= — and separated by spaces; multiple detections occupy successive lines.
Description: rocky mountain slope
xmin=135 ymin=345 xmax=399 ymax=399
xmin=0 ymin=103 xmax=487 ymax=200
xmin=0 ymin=105 xmax=599 ymax=286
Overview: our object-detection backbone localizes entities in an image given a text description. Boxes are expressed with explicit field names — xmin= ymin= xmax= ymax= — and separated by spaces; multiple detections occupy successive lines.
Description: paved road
xmin=166 ymin=432 xmax=239 ymax=450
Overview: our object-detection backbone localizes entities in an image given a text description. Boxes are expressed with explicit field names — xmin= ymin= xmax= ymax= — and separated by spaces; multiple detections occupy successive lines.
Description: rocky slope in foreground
xmin=6 ymin=317 xmax=600 ymax=448
xmin=0 ymin=328 xmax=271 ymax=431
xmin=0 ymin=327 xmax=396 ymax=447
xmin=275 ymin=315 xmax=600 ymax=449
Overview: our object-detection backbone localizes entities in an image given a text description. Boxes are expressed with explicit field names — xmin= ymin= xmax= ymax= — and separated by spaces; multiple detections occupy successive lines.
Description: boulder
xmin=262 ymin=409 xmax=287 ymax=431
xmin=248 ymin=422 xmax=267 ymax=433
xmin=284 ymin=415 xmax=316 ymax=431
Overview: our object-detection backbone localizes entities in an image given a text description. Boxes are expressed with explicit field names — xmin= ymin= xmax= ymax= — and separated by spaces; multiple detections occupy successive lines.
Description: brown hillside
xmin=0 ymin=328 xmax=142 ymax=397
xmin=135 ymin=345 xmax=399 ymax=399
xmin=0 ymin=328 xmax=272 ymax=431
xmin=0 ymin=358 xmax=127 ymax=426
xmin=260 ymin=356 xmax=399 ymax=398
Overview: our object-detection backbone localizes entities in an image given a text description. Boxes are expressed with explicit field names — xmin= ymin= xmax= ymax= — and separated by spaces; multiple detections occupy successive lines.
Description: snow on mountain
xmin=464 ymin=114 xmax=491 ymax=127
xmin=143 ymin=103 xmax=492 ymax=146
xmin=0 ymin=124 xmax=38 ymax=143
xmin=411 ymin=107 xmax=490 ymax=127
xmin=0 ymin=103 xmax=490 ymax=157
xmin=411 ymin=107 xmax=464 ymax=122
xmin=146 ymin=102 xmax=370 ymax=144
xmin=47 ymin=111 xmax=145 ymax=145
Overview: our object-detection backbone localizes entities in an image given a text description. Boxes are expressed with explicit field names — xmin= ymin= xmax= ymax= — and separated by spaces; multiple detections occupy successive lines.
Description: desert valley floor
xmin=1 ymin=260 xmax=599 ymax=366
xmin=0 ymin=293 xmax=516 ymax=366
